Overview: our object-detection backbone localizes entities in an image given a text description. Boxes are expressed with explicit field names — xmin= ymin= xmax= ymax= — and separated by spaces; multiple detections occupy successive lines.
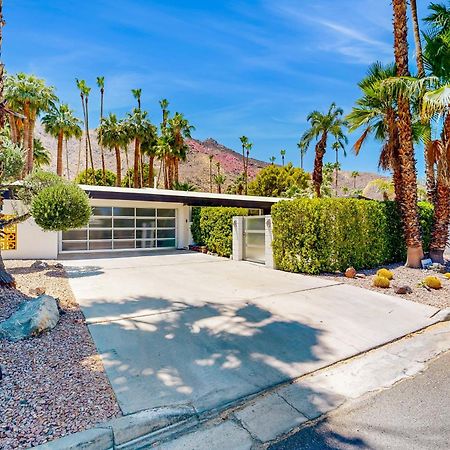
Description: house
xmin=2 ymin=185 xmax=281 ymax=260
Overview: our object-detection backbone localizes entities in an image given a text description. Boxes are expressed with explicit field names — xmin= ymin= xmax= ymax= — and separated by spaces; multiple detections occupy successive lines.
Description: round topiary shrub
xmin=31 ymin=183 xmax=91 ymax=231
xmin=376 ymin=268 xmax=394 ymax=280
xmin=373 ymin=275 xmax=390 ymax=288
xmin=423 ymin=275 xmax=442 ymax=290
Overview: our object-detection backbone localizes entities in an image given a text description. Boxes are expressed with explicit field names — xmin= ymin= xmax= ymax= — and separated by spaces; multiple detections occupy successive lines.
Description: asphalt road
xmin=271 ymin=351 xmax=450 ymax=450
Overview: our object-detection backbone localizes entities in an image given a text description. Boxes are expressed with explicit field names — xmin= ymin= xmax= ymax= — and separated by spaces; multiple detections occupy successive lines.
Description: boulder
xmin=0 ymin=295 xmax=59 ymax=341
xmin=29 ymin=286 xmax=46 ymax=296
xmin=394 ymin=285 xmax=412 ymax=295
xmin=30 ymin=260 xmax=49 ymax=270
xmin=345 ymin=267 xmax=356 ymax=278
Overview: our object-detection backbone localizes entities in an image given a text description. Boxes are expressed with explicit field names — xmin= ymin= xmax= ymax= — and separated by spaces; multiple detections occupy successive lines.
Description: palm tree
xmin=96 ymin=76 xmax=106 ymax=182
xmin=41 ymin=103 xmax=82 ymax=176
xmin=209 ymin=155 xmax=214 ymax=192
xmin=166 ymin=112 xmax=194 ymax=188
xmin=297 ymin=140 xmax=307 ymax=169
xmin=33 ymin=138 xmax=51 ymax=168
xmin=99 ymin=113 xmax=126 ymax=186
xmin=140 ymin=122 xmax=159 ymax=187
xmin=75 ymin=79 xmax=95 ymax=180
xmin=300 ymin=103 xmax=348 ymax=197
xmin=5 ymin=73 xmax=57 ymax=174
xmin=351 ymin=171 xmax=360 ymax=189
xmin=214 ymin=162 xmax=226 ymax=194
xmin=391 ymin=0 xmax=424 ymax=267
xmin=280 ymin=149 xmax=286 ymax=166
xmin=124 ymin=108 xmax=153 ymax=188
xmin=332 ymin=139 xmax=346 ymax=195
xmin=239 ymin=136 xmax=252 ymax=194
xmin=132 ymin=88 xmax=142 ymax=110
xmin=172 ymin=181 xmax=196 ymax=191
xmin=269 ymin=156 xmax=276 ymax=165
xmin=410 ymin=0 xmax=425 ymax=77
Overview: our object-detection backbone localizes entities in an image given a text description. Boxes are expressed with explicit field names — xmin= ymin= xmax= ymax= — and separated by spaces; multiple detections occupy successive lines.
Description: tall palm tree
xmin=167 ymin=112 xmax=194 ymax=187
xmin=42 ymin=103 xmax=82 ymax=176
xmin=96 ymin=76 xmax=106 ymax=182
xmin=214 ymin=161 xmax=226 ymax=194
xmin=332 ymin=139 xmax=346 ymax=195
xmin=5 ymin=73 xmax=57 ymax=173
xmin=132 ymin=88 xmax=142 ymax=110
xmin=351 ymin=171 xmax=360 ymax=190
xmin=157 ymin=99 xmax=170 ymax=187
xmin=391 ymin=0 xmax=424 ymax=267
xmin=75 ymin=79 xmax=95 ymax=180
xmin=140 ymin=122 xmax=158 ymax=187
xmin=209 ymin=155 xmax=214 ymax=192
xmin=300 ymin=103 xmax=348 ymax=197
xmin=410 ymin=0 xmax=425 ymax=77
xmin=239 ymin=136 xmax=252 ymax=194
xmin=99 ymin=113 xmax=127 ymax=186
xmin=280 ymin=149 xmax=286 ymax=166
xmin=297 ymin=140 xmax=307 ymax=169
xmin=124 ymin=108 xmax=153 ymax=188
xmin=269 ymin=156 xmax=276 ymax=165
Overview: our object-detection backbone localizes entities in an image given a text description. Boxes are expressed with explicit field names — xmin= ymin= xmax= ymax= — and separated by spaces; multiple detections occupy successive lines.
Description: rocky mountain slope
xmin=35 ymin=122 xmax=387 ymax=194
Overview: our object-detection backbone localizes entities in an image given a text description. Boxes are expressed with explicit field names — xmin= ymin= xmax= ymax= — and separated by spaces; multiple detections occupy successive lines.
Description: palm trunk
xmin=84 ymin=97 xmax=95 ymax=173
xmin=392 ymin=0 xmax=424 ymax=267
xmin=148 ymin=155 xmax=154 ymax=187
xmin=7 ymin=114 xmax=19 ymax=143
xmin=410 ymin=0 xmax=425 ymax=78
xmin=114 ymin=146 xmax=122 ymax=186
xmin=335 ymin=150 xmax=339 ymax=196
xmin=312 ymin=133 xmax=327 ymax=197
xmin=133 ymin=138 xmax=140 ymax=188
xmin=140 ymin=152 xmax=144 ymax=187
xmin=99 ymin=88 xmax=106 ymax=182
xmin=23 ymin=100 xmax=32 ymax=174
xmin=65 ymin=139 xmax=70 ymax=179
xmin=28 ymin=112 xmax=36 ymax=169
xmin=174 ymin=158 xmax=179 ymax=184
xmin=386 ymin=109 xmax=403 ymax=205
xmin=56 ymin=130 xmax=64 ymax=176
xmin=425 ymin=141 xmax=437 ymax=204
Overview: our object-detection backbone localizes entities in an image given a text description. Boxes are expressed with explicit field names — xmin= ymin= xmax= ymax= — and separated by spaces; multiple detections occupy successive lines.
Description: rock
xmin=355 ymin=273 xmax=366 ymax=279
xmin=394 ymin=285 xmax=412 ymax=295
xmin=54 ymin=262 xmax=64 ymax=269
xmin=29 ymin=286 xmax=46 ymax=296
xmin=30 ymin=260 xmax=49 ymax=270
xmin=345 ymin=267 xmax=356 ymax=278
xmin=0 ymin=295 xmax=60 ymax=341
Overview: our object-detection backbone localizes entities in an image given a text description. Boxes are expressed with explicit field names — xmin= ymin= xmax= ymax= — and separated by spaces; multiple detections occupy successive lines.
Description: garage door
xmin=60 ymin=206 xmax=176 ymax=253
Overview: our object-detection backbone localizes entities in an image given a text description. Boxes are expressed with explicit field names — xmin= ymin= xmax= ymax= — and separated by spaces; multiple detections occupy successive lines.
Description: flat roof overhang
xmin=80 ymin=185 xmax=282 ymax=212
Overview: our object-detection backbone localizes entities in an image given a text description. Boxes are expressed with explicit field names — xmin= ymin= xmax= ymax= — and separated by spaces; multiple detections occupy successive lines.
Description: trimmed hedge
xmin=271 ymin=198 xmax=433 ymax=274
xmin=191 ymin=207 xmax=248 ymax=257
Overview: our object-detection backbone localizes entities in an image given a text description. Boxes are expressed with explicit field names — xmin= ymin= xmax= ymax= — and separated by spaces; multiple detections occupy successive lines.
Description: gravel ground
xmin=0 ymin=260 xmax=121 ymax=449
xmin=321 ymin=260 xmax=450 ymax=310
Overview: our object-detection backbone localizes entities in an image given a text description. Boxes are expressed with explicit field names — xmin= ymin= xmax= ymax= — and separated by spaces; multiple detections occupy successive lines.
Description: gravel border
xmin=321 ymin=260 xmax=450 ymax=310
xmin=0 ymin=260 xmax=121 ymax=449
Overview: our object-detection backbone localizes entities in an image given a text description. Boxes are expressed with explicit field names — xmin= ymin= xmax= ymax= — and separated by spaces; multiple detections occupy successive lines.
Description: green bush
xmin=31 ymin=182 xmax=91 ymax=231
xmin=76 ymin=168 xmax=116 ymax=186
xmin=271 ymin=198 xmax=433 ymax=274
xmin=191 ymin=207 xmax=248 ymax=257
xmin=121 ymin=164 xmax=154 ymax=188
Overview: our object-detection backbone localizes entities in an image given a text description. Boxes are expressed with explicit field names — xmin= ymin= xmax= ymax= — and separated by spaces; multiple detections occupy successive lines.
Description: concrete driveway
xmin=65 ymin=252 xmax=439 ymax=416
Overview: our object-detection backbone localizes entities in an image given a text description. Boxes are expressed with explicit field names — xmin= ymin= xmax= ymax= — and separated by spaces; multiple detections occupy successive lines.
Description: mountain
xmin=35 ymin=122 xmax=388 ymax=195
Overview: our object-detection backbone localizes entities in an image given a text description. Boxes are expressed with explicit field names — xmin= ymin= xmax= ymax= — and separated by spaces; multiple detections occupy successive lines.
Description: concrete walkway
xmin=65 ymin=252 xmax=440 ymax=416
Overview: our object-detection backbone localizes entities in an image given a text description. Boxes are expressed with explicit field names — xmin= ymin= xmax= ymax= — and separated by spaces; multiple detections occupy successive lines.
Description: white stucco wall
xmin=2 ymin=200 xmax=58 ymax=260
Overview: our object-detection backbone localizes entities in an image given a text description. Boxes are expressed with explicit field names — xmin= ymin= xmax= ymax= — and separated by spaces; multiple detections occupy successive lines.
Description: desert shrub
xmin=191 ymin=207 xmax=248 ymax=256
xmin=76 ymin=169 xmax=116 ymax=186
xmin=31 ymin=182 xmax=91 ymax=231
xmin=271 ymin=198 xmax=434 ymax=274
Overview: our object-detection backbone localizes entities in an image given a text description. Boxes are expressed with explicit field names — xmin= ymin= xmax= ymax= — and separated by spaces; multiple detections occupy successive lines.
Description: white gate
xmin=243 ymin=216 xmax=265 ymax=264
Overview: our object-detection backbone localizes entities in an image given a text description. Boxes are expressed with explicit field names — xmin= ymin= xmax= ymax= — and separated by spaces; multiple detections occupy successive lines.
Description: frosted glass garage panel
xmin=61 ymin=205 xmax=177 ymax=253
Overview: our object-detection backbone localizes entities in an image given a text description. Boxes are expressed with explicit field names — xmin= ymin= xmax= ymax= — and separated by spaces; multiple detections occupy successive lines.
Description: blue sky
xmin=4 ymin=0 xmax=431 ymax=176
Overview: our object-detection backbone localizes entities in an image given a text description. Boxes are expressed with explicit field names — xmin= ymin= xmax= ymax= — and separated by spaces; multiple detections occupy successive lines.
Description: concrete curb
xmin=34 ymin=320 xmax=450 ymax=450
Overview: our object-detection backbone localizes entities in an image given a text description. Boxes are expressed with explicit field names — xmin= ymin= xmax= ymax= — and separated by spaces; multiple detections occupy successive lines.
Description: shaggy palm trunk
xmin=392 ymin=0 xmax=424 ymax=268
xmin=410 ymin=0 xmax=425 ymax=78
xmin=133 ymin=138 xmax=140 ymax=188
xmin=335 ymin=150 xmax=339 ymax=196
xmin=312 ymin=133 xmax=327 ymax=197
xmin=429 ymin=114 xmax=450 ymax=262
xmin=84 ymin=97 xmax=95 ymax=173
xmin=65 ymin=140 xmax=70 ymax=179
xmin=174 ymin=158 xmax=179 ymax=184
xmin=56 ymin=130 xmax=64 ymax=176
xmin=148 ymin=155 xmax=154 ymax=188
xmin=28 ymin=112 xmax=36 ymax=170
xmin=425 ymin=142 xmax=437 ymax=204
xmin=7 ymin=114 xmax=19 ymax=143
xmin=99 ymin=88 xmax=106 ymax=183
xmin=23 ymin=101 xmax=32 ymax=174
xmin=115 ymin=146 xmax=122 ymax=187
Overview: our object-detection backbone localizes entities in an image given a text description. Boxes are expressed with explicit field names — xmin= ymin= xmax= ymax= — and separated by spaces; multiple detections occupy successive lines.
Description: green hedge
xmin=191 ymin=207 xmax=248 ymax=257
xmin=271 ymin=198 xmax=433 ymax=274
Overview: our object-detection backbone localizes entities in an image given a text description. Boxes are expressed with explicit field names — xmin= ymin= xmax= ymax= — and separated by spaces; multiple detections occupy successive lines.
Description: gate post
xmin=232 ymin=216 xmax=244 ymax=261
xmin=265 ymin=215 xmax=276 ymax=269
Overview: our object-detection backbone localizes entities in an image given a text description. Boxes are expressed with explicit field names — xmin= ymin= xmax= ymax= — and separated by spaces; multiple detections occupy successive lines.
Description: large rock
xmin=0 ymin=295 xmax=59 ymax=341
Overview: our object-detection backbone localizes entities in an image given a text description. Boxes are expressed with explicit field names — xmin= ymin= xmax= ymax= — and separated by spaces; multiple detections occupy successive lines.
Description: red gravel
xmin=0 ymin=261 xmax=121 ymax=449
